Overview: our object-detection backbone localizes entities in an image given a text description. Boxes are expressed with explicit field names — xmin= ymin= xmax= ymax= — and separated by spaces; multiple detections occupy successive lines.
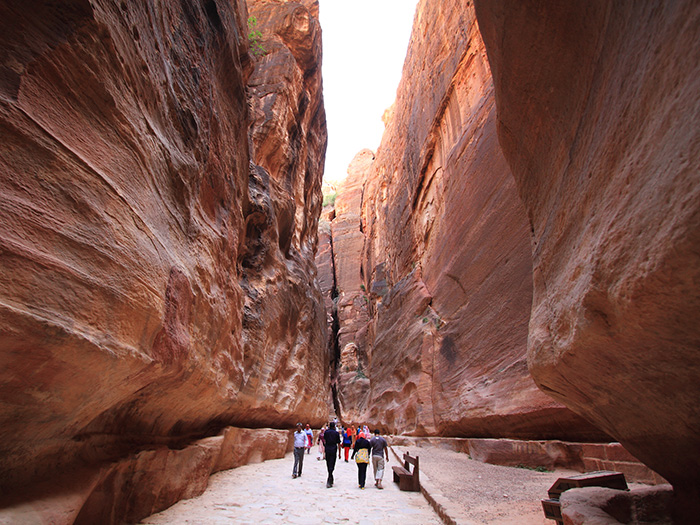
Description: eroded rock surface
xmin=474 ymin=0 xmax=700 ymax=513
xmin=333 ymin=0 xmax=604 ymax=441
xmin=0 ymin=0 xmax=326 ymax=517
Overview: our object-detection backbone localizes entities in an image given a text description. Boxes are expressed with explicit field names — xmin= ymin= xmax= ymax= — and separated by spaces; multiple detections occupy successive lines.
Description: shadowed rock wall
xmin=333 ymin=0 xmax=604 ymax=441
xmin=473 ymin=0 xmax=700 ymax=517
xmin=0 ymin=0 xmax=327 ymax=515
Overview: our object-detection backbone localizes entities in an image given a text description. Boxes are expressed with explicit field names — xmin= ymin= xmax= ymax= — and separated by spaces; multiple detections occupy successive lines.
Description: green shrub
xmin=248 ymin=16 xmax=266 ymax=57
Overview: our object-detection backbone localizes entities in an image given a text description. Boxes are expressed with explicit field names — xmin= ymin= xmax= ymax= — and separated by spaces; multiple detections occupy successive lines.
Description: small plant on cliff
xmin=323 ymin=191 xmax=337 ymax=207
xmin=247 ymin=16 xmax=266 ymax=57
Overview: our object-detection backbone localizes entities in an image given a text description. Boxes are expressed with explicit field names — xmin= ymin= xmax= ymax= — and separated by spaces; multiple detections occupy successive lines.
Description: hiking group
xmin=292 ymin=421 xmax=390 ymax=489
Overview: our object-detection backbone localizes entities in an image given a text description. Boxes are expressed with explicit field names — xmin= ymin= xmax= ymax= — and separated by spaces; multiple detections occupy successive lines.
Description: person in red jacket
xmin=341 ymin=427 xmax=353 ymax=461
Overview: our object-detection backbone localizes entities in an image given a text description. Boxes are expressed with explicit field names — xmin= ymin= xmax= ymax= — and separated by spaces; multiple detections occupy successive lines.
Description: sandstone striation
xmin=333 ymin=0 xmax=605 ymax=441
xmin=474 ymin=0 xmax=700 ymax=515
xmin=0 ymin=0 xmax=326 ymax=519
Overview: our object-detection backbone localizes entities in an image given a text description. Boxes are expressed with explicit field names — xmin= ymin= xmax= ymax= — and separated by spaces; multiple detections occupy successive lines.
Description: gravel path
xmin=392 ymin=444 xmax=579 ymax=524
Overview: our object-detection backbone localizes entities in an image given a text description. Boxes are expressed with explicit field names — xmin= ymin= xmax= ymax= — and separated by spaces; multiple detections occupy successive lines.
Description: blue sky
xmin=319 ymin=0 xmax=419 ymax=185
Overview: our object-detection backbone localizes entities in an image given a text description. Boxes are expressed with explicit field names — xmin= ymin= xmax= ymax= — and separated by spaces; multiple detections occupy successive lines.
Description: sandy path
xmin=140 ymin=450 xmax=441 ymax=524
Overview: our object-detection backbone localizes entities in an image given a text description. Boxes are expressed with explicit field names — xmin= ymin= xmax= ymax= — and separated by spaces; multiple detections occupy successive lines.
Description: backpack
xmin=355 ymin=448 xmax=369 ymax=463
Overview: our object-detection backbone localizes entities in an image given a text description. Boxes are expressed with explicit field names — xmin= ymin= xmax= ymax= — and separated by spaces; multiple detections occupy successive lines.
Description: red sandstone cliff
xmin=331 ymin=0 xmax=605 ymax=441
xmin=331 ymin=150 xmax=374 ymax=423
xmin=0 ymin=0 xmax=326 ymax=520
xmin=474 ymin=0 xmax=700 ymax=517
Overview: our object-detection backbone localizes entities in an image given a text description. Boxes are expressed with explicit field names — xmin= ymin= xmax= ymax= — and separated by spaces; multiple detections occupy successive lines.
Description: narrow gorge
xmin=1 ymin=0 xmax=698 ymax=524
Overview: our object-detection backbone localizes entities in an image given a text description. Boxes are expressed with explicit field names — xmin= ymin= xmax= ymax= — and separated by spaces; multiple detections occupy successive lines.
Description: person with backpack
xmin=341 ymin=426 xmax=353 ymax=461
xmin=351 ymin=431 xmax=372 ymax=489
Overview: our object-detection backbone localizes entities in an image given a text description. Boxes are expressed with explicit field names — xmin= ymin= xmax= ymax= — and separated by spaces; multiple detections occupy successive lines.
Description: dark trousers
xmin=325 ymin=449 xmax=337 ymax=484
xmin=357 ymin=462 xmax=368 ymax=487
xmin=293 ymin=447 xmax=305 ymax=476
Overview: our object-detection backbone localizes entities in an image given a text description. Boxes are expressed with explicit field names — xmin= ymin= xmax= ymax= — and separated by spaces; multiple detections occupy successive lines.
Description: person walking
xmin=336 ymin=424 xmax=344 ymax=460
xmin=342 ymin=426 xmax=352 ymax=462
xmin=317 ymin=425 xmax=327 ymax=460
xmin=369 ymin=428 xmax=389 ymax=489
xmin=323 ymin=421 xmax=341 ymax=487
xmin=292 ymin=423 xmax=307 ymax=478
xmin=351 ymin=431 xmax=372 ymax=489
xmin=304 ymin=424 xmax=313 ymax=454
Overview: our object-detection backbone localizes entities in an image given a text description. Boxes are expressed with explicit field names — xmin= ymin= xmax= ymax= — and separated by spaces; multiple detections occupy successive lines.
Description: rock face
xmin=332 ymin=0 xmax=605 ymax=441
xmin=1 ymin=426 xmax=290 ymax=525
xmin=474 ymin=0 xmax=700 ymax=514
xmin=242 ymin=0 xmax=328 ymax=424
xmin=0 ymin=0 xmax=327 ymax=516
xmin=330 ymin=150 xmax=374 ymax=423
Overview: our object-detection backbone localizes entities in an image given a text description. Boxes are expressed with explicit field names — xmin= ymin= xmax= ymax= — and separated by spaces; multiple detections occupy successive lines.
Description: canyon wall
xmin=0 ymin=0 xmax=326 ymax=519
xmin=473 ymin=0 xmax=700 ymax=513
xmin=331 ymin=0 xmax=605 ymax=441
xmin=331 ymin=150 xmax=374 ymax=423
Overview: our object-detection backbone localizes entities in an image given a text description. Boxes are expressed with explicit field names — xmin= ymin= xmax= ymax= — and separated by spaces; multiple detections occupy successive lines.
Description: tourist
xmin=369 ymin=428 xmax=389 ymax=489
xmin=323 ymin=421 xmax=341 ymax=487
xmin=351 ymin=431 xmax=372 ymax=489
xmin=317 ymin=425 xmax=327 ymax=460
xmin=292 ymin=423 xmax=306 ymax=478
xmin=349 ymin=425 xmax=357 ymax=446
xmin=316 ymin=425 xmax=326 ymax=461
xmin=304 ymin=424 xmax=313 ymax=454
xmin=342 ymin=426 xmax=352 ymax=462
xmin=337 ymin=424 xmax=344 ymax=459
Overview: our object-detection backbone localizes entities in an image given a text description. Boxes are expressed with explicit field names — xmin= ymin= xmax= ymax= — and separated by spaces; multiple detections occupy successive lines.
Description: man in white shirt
xmin=292 ymin=423 xmax=307 ymax=478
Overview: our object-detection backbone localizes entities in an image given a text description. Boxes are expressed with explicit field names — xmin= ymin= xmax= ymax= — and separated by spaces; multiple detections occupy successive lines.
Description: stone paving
xmin=140 ymin=449 xmax=442 ymax=524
